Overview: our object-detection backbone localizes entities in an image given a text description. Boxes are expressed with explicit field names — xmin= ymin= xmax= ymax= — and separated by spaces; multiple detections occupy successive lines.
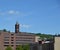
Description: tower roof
xmin=16 ymin=21 xmax=19 ymax=25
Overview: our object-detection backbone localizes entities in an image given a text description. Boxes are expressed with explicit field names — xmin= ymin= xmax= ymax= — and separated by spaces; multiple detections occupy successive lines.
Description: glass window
xmin=4 ymin=42 xmax=9 ymax=44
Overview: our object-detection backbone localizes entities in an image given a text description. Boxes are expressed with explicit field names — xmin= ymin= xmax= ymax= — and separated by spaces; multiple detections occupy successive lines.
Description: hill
xmin=36 ymin=33 xmax=54 ymax=40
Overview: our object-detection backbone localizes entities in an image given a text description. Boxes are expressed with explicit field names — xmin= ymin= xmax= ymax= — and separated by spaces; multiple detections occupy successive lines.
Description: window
xmin=4 ymin=45 xmax=9 ymax=46
xmin=11 ymin=40 xmax=14 ymax=41
xmin=11 ymin=34 xmax=14 ymax=36
xmin=4 ymin=42 xmax=9 ymax=44
xmin=11 ymin=37 xmax=14 ymax=39
xmin=4 ymin=37 xmax=9 ymax=38
xmin=4 ymin=39 xmax=9 ymax=41
xmin=11 ymin=45 xmax=14 ymax=46
xmin=11 ymin=42 xmax=14 ymax=44
xmin=16 ymin=42 xmax=21 ymax=44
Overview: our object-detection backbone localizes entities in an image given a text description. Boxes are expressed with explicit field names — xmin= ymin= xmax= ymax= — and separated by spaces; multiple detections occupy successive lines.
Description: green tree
xmin=36 ymin=33 xmax=53 ymax=40
xmin=23 ymin=44 xmax=30 ymax=50
xmin=16 ymin=45 xmax=23 ymax=50
xmin=5 ymin=46 xmax=12 ymax=50
xmin=3 ymin=29 xmax=7 ymax=32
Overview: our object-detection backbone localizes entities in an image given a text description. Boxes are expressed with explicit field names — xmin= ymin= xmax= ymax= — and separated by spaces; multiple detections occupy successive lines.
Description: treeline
xmin=36 ymin=33 xmax=54 ymax=40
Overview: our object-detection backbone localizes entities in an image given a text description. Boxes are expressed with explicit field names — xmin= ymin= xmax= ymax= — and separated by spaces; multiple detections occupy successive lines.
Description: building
xmin=0 ymin=22 xmax=39 ymax=50
xmin=42 ymin=40 xmax=54 ymax=50
xmin=30 ymin=39 xmax=54 ymax=50
xmin=54 ymin=35 xmax=60 ymax=50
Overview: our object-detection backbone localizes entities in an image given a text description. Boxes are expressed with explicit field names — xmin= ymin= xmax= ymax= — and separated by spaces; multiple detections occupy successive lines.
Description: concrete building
xmin=0 ymin=22 xmax=39 ymax=50
xmin=30 ymin=40 xmax=54 ymax=50
xmin=54 ymin=36 xmax=60 ymax=50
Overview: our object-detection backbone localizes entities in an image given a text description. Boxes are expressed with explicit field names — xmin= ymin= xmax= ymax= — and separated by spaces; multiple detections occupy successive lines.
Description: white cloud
xmin=0 ymin=10 xmax=33 ymax=22
xmin=0 ymin=10 xmax=20 ymax=15
xmin=8 ymin=10 xmax=20 ymax=15
xmin=20 ymin=24 xmax=31 ymax=29
xmin=0 ymin=10 xmax=32 ymax=17
xmin=8 ymin=10 xmax=15 ymax=14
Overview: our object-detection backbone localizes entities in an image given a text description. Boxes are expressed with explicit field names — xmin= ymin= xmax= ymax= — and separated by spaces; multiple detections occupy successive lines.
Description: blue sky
xmin=0 ymin=0 xmax=60 ymax=34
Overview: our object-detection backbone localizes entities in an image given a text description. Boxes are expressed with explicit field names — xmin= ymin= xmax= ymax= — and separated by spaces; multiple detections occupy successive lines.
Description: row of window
xmin=4 ymin=45 xmax=14 ymax=47
xmin=4 ymin=36 xmax=34 ymax=39
xmin=4 ymin=34 xmax=34 ymax=36
xmin=4 ymin=39 xmax=33 ymax=42
xmin=16 ymin=42 xmax=34 ymax=44
xmin=4 ymin=42 xmax=14 ymax=44
xmin=4 ymin=37 xmax=14 ymax=38
xmin=16 ymin=34 xmax=34 ymax=36
xmin=4 ymin=38 xmax=34 ymax=41
xmin=16 ymin=37 xmax=34 ymax=39
xmin=16 ymin=40 xmax=33 ymax=41
xmin=4 ymin=41 xmax=34 ymax=44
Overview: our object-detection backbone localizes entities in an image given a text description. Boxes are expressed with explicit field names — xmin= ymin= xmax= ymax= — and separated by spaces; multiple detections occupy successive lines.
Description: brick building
xmin=0 ymin=22 xmax=39 ymax=50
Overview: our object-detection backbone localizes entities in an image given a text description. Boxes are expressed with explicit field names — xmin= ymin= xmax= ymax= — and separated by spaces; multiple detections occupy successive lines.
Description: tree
xmin=23 ymin=44 xmax=30 ymax=50
xmin=5 ymin=46 xmax=12 ymax=50
xmin=3 ymin=29 xmax=7 ymax=32
xmin=16 ymin=45 xmax=23 ymax=50
xmin=36 ymin=33 xmax=53 ymax=40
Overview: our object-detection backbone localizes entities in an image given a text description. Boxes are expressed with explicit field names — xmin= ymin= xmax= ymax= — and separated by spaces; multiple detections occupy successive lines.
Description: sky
xmin=0 ymin=0 xmax=60 ymax=34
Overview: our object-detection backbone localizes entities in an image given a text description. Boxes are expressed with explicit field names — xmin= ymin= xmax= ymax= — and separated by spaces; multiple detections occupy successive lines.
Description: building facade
xmin=30 ymin=40 xmax=54 ymax=50
xmin=54 ymin=36 xmax=60 ymax=50
xmin=0 ymin=22 xmax=39 ymax=50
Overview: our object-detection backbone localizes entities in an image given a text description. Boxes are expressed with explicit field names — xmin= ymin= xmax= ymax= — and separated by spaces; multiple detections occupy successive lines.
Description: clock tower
xmin=15 ymin=22 xmax=19 ymax=33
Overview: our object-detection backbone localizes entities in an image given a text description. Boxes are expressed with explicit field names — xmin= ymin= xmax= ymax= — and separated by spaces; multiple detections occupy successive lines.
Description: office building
xmin=0 ymin=22 xmax=39 ymax=50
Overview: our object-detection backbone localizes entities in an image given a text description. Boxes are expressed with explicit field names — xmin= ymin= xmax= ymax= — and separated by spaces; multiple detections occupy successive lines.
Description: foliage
xmin=36 ymin=33 xmax=53 ymax=40
xmin=23 ymin=44 xmax=30 ymax=50
xmin=3 ymin=29 xmax=7 ymax=32
xmin=16 ymin=44 xmax=30 ymax=50
xmin=5 ymin=46 xmax=12 ymax=50
xmin=16 ymin=45 xmax=23 ymax=50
